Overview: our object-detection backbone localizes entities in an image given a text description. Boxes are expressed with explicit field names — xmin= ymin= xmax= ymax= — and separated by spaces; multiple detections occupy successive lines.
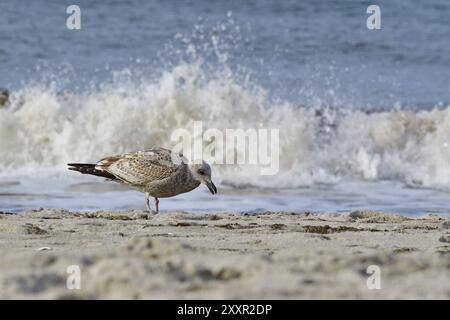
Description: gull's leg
xmin=145 ymin=192 xmax=151 ymax=212
xmin=154 ymin=197 xmax=159 ymax=213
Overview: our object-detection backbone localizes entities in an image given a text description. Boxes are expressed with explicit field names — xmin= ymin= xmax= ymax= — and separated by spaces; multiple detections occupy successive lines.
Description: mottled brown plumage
xmin=68 ymin=147 xmax=217 ymax=213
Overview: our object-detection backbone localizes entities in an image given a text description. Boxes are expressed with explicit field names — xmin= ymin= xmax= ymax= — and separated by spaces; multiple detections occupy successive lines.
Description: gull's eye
xmin=198 ymin=170 xmax=205 ymax=175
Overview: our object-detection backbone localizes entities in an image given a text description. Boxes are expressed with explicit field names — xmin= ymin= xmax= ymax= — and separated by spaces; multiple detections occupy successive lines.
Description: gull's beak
xmin=206 ymin=180 xmax=217 ymax=195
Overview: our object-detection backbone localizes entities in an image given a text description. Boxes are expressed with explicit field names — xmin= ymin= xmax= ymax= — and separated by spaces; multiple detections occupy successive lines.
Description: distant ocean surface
xmin=1 ymin=0 xmax=449 ymax=215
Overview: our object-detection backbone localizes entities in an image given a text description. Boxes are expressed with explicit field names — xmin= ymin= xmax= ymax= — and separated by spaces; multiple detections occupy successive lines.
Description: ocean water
xmin=1 ymin=0 xmax=449 ymax=215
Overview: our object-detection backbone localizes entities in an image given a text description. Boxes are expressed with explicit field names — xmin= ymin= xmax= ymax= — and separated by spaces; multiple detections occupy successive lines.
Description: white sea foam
xmin=1 ymin=62 xmax=449 ymax=190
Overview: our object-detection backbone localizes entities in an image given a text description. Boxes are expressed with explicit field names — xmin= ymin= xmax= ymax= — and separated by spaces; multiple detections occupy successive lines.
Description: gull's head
xmin=189 ymin=161 xmax=217 ymax=195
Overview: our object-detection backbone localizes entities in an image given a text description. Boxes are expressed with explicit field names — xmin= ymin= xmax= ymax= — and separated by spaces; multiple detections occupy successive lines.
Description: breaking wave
xmin=1 ymin=61 xmax=449 ymax=190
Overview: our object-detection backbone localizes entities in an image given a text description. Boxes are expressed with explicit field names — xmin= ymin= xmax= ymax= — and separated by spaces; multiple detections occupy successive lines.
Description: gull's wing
xmin=95 ymin=148 xmax=184 ymax=187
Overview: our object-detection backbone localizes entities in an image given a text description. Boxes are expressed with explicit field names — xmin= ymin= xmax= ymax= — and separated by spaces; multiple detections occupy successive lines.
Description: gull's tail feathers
xmin=67 ymin=163 xmax=117 ymax=180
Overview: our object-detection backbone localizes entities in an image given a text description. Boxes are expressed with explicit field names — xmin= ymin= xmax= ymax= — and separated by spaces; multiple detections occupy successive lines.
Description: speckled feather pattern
xmin=94 ymin=148 xmax=200 ymax=198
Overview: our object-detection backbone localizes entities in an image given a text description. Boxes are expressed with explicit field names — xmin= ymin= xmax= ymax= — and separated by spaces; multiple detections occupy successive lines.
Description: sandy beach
xmin=0 ymin=209 xmax=448 ymax=299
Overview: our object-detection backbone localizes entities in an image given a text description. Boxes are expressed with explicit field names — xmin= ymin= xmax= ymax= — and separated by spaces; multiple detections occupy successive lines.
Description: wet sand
xmin=0 ymin=209 xmax=449 ymax=299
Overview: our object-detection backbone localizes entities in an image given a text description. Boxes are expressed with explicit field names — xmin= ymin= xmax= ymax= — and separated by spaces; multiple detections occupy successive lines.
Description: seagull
xmin=67 ymin=147 xmax=217 ymax=213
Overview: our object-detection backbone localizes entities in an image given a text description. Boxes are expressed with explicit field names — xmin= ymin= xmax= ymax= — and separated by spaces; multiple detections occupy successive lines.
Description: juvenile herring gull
xmin=68 ymin=147 xmax=217 ymax=213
